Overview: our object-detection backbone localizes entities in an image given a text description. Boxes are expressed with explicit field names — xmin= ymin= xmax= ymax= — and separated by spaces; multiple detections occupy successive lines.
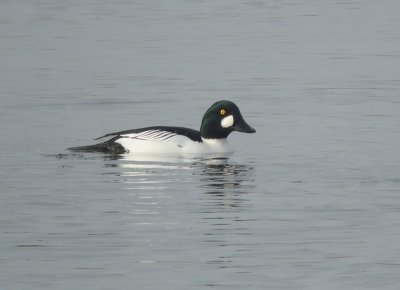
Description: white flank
xmin=221 ymin=115 xmax=234 ymax=128
xmin=115 ymin=134 xmax=233 ymax=157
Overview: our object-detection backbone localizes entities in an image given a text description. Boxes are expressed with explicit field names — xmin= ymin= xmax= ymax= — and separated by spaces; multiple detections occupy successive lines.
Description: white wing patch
xmin=121 ymin=129 xmax=177 ymax=141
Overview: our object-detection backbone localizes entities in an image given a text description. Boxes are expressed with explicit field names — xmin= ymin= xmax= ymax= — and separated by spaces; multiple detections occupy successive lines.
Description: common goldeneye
xmin=68 ymin=100 xmax=256 ymax=155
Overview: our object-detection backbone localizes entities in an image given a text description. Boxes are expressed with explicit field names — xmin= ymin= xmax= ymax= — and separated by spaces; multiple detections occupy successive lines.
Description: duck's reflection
xmin=101 ymin=154 xmax=255 ymax=210
xmin=193 ymin=158 xmax=255 ymax=212
xmin=106 ymin=155 xmax=254 ymax=199
xmin=199 ymin=158 xmax=254 ymax=191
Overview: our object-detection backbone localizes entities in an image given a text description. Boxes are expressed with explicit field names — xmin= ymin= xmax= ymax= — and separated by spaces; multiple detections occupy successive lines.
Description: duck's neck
xmin=201 ymin=137 xmax=229 ymax=146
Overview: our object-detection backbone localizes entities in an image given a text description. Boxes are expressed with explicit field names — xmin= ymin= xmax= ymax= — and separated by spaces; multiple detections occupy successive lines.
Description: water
xmin=1 ymin=0 xmax=400 ymax=289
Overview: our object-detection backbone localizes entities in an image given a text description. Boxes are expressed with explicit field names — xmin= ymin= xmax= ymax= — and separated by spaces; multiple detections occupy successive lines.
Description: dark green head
xmin=200 ymin=100 xmax=256 ymax=139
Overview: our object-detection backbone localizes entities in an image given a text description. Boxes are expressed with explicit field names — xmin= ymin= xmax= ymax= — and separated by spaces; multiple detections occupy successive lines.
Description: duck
xmin=68 ymin=100 xmax=256 ymax=156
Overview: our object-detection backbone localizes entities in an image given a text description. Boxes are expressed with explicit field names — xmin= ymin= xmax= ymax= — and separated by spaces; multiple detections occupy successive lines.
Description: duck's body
xmin=69 ymin=100 xmax=255 ymax=156
xmin=71 ymin=126 xmax=232 ymax=155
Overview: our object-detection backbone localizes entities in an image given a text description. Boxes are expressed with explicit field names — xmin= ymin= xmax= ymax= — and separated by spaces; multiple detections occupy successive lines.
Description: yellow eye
xmin=220 ymin=109 xmax=226 ymax=116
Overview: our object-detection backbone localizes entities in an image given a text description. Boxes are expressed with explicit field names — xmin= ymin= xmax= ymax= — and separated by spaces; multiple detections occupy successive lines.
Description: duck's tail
xmin=68 ymin=138 xmax=127 ymax=154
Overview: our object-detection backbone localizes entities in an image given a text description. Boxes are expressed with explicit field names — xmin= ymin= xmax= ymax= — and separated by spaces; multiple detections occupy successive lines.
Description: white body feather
xmin=114 ymin=130 xmax=233 ymax=157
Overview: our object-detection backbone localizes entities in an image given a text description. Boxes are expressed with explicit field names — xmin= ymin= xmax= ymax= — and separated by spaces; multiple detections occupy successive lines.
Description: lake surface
xmin=1 ymin=0 xmax=400 ymax=289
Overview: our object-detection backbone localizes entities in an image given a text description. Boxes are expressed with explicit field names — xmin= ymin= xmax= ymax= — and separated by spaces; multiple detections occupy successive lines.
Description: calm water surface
xmin=1 ymin=1 xmax=400 ymax=289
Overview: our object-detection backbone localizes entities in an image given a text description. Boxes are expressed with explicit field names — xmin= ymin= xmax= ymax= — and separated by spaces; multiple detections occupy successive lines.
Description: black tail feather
xmin=68 ymin=139 xmax=127 ymax=154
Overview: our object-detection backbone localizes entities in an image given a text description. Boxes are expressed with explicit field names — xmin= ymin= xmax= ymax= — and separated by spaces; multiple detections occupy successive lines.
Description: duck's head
xmin=200 ymin=100 xmax=256 ymax=139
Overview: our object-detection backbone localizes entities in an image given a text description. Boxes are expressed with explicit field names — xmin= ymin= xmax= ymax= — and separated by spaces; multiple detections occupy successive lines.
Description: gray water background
xmin=1 ymin=1 xmax=400 ymax=289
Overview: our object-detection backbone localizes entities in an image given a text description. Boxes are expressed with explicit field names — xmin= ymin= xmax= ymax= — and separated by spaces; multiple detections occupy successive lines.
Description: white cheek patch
xmin=221 ymin=115 xmax=234 ymax=128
